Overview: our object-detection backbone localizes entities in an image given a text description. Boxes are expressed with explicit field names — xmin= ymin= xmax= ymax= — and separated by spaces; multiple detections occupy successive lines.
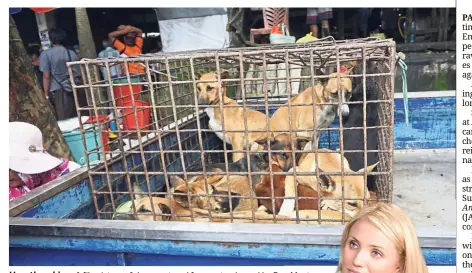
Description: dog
xmin=269 ymin=64 xmax=355 ymax=149
xmin=112 ymin=183 xmax=193 ymax=221
xmin=341 ymin=62 xmax=381 ymax=192
xmin=196 ymin=71 xmax=269 ymax=162
xmin=173 ymin=133 xmax=311 ymax=213
xmin=255 ymin=164 xmax=320 ymax=215
xmin=252 ymin=133 xmax=312 ymax=173
xmin=170 ymin=173 xmax=259 ymax=213
xmin=113 ymin=182 xmax=242 ymax=221
xmin=278 ymin=148 xmax=378 ymax=217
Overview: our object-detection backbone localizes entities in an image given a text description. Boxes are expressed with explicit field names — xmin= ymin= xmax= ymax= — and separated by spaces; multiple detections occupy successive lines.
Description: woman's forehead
xmin=349 ymin=219 xmax=396 ymax=250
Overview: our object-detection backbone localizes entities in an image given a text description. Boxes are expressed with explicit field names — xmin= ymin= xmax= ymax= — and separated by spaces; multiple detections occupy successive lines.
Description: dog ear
xmin=132 ymin=183 xmax=144 ymax=200
xmin=314 ymin=66 xmax=326 ymax=77
xmin=295 ymin=136 xmax=312 ymax=151
xmin=342 ymin=61 xmax=357 ymax=75
xmin=341 ymin=66 xmax=355 ymax=76
xmin=318 ymin=73 xmax=330 ymax=86
xmin=173 ymin=192 xmax=190 ymax=208
xmin=318 ymin=168 xmax=336 ymax=193
xmin=157 ymin=203 xmax=173 ymax=221
xmin=194 ymin=72 xmax=202 ymax=80
xmin=357 ymin=161 xmax=379 ymax=174
xmin=170 ymin=175 xmax=186 ymax=189
xmin=254 ymin=137 xmax=269 ymax=147
xmin=220 ymin=70 xmax=230 ymax=80
xmin=250 ymin=141 xmax=261 ymax=152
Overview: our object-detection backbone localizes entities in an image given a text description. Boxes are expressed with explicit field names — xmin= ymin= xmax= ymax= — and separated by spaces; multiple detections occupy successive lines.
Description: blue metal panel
xmin=9 ymin=237 xmax=456 ymax=266
xmin=10 ymin=237 xmax=456 ymax=266
xmin=392 ymin=96 xmax=456 ymax=149
xmin=251 ymin=96 xmax=456 ymax=150
xmin=19 ymin=180 xmax=93 ymax=219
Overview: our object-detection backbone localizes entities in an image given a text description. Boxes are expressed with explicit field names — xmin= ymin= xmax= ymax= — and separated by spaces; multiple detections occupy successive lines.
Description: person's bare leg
xmin=321 ymin=20 xmax=330 ymax=37
xmin=310 ymin=24 xmax=319 ymax=38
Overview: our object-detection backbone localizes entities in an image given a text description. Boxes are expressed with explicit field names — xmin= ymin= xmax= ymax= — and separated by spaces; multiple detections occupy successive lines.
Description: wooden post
xmin=443 ymin=8 xmax=449 ymax=41
xmin=431 ymin=8 xmax=438 ymax=41
xmin=9 ymin=16 xmax=73 ymax=160
xmin=438 ymin=8 xmax=446 ymax=42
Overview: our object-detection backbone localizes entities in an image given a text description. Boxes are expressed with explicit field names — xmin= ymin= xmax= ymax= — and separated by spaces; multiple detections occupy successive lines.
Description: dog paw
xmin=277 ymin=210 xmax=293 ymax=217
xmin=278 ymin=199 xmax=295 ymax=214
xmin=257 ymin=205 xmax=268 ymax=211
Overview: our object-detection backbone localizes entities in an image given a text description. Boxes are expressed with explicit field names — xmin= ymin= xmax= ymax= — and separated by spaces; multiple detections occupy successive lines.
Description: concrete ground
xmin=392 ymin=148 xmax=456 ymax=228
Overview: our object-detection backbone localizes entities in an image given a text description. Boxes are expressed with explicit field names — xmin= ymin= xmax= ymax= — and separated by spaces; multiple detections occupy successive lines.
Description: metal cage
xmin=68 ymin=37 xmax=397 ymax=225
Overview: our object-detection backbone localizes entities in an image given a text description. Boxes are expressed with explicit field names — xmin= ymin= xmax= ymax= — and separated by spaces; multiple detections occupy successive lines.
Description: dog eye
xmin=206 ymin=86 xmax=213 ymax=92
xmin=348 ymin=201 xmax=358 ymax=207
xmin=138 ymin=206 xmax=152 ymax=213
xmin=197 ymin=86 xmax=201 ymax=92
xmin=263 ymin=153 xmax=269 ymax=162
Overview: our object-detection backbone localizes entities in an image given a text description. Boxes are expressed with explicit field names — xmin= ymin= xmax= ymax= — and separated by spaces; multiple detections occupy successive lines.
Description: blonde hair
xmin=336 ymin=203 xmax=428 ymax=273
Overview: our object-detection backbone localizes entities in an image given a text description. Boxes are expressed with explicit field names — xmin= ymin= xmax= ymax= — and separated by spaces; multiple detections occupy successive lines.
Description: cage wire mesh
xmin=68 ymin=37 xmax=396 ymax=224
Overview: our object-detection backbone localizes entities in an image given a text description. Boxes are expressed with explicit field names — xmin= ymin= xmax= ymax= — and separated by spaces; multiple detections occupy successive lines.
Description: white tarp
xmin=158 ymin=13 xmax=230 ymax=53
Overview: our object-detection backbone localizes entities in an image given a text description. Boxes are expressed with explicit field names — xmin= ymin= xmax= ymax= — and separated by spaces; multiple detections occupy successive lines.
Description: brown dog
xmin=253 ymin=133 xmax=311 ymax=173
xmin=255 ymin=164 xmax=320 ymax=215
xmin=269 ymin=67 xmax=355 ymax=149
xmin=278 ymin=148 xmax=378 ymax=217
xmin=196 ymin=71 xmax=269 ymax=162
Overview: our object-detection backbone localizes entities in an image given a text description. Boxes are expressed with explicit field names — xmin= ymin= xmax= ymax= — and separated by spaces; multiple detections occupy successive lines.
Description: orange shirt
xmin=113 ymin=36 xmax=145 ymax=75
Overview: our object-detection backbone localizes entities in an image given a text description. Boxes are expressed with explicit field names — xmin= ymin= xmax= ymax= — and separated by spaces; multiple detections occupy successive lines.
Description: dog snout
xmin=282 ymin=162 xmax=292 ymax=173
xmin=197 ymin=96 xmax=207 ymax=106
xmin=214 ymin=203 xmax=229 ymax=213
xmin=341 ymin=104 xmax=350 ymax=116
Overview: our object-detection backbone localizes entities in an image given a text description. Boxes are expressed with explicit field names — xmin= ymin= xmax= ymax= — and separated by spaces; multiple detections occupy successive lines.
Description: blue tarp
xmin=9 ymin=8 xmax=22 ymax=15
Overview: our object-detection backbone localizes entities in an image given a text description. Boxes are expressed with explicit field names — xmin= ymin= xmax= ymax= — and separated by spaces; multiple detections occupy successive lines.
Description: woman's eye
xmin=349 ymin=240 xmax=358 ymax=249
xmin=372 ymin=250 xmax=383 ymax=258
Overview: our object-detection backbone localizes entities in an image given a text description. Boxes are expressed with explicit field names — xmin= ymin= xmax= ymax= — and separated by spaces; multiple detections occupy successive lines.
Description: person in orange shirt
xmin=108 ymin=25 xmax=145 ymax=75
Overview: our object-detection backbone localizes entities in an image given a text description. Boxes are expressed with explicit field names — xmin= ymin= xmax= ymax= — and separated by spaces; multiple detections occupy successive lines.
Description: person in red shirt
xmin=108 ymin=25 xmax=145 ymax=75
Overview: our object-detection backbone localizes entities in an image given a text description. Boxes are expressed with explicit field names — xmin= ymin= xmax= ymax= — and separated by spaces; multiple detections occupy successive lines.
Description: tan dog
xmin=278 ymin=149 xmax=378 ymax=217
xmin=269 ymin=66 xmax=355 ymax=148
xmin=196 ymin=71 xmax=269 ymax=162
xmin=112 ymin=183 xmax=195 ymax=222
xmin=171 ymin=174 xmax=259 ymax=213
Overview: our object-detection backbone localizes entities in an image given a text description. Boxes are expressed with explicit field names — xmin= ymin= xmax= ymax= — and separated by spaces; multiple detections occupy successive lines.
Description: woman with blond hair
xmin=336 ymin=203 xmax=428 ymax=273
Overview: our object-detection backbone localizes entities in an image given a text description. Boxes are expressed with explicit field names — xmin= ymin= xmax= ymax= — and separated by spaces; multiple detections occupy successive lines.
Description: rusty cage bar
xmin=68 ymin=37 xmax=397 ymax=225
